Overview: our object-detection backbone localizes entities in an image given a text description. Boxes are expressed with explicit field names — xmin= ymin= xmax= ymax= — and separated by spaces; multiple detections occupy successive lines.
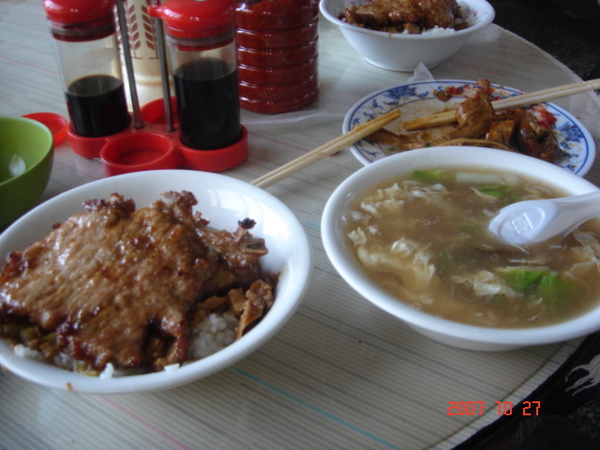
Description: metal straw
xmin=115 ymin=0 xmax=144 ymax=129
xmin=152 ymin=0 xmax=175 ymax=133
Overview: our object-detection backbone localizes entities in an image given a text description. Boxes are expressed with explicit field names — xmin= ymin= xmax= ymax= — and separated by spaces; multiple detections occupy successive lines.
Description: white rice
xmin=188 ymin=312 xmax=238 ymax=360
xmin=12 ymin=311 xmax=239 ymax=378
xmin=100 ymin=363 xmax=115 ymax=379
xmin=13 ymin=344 xmax=43 ymax=360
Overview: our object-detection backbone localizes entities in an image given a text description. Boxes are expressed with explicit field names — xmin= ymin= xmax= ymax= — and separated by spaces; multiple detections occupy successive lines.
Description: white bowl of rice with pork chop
xmin=320 ymin=0 xmax=495 ymax=71
xmin=0 ymin=170 xmax=311 ymax=394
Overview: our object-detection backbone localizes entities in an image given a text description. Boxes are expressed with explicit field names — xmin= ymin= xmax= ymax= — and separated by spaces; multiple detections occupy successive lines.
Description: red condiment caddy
xmin=41 ymin=0 xmax=248 ymax=175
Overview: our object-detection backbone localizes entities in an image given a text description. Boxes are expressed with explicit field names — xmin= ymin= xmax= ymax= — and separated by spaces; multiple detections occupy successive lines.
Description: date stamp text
xmin=447 ymin=401 xmax=541 ymax=416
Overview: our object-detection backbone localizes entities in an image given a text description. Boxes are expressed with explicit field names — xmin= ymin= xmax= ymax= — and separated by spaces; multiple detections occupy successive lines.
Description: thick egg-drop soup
xmin=344 ymin=168 xmax=600 ymax=328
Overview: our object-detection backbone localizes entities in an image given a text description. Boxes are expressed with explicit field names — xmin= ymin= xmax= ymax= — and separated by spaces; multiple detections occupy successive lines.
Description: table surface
xmin=2 ymin=1 xmax=600 ymax=449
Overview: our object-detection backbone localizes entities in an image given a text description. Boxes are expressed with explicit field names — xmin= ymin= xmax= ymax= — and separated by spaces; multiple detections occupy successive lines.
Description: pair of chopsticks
xmin=251 ymin=78 xmax=600 ymax=189
xmin=402 ymin=78 xmax=600 ymax=131
xmin=251 ymin=108 xmax=401 ymax=189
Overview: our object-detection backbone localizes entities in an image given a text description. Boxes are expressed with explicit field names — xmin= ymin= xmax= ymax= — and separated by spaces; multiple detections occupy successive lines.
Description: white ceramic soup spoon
xmin=488 ymin=190 xmax=600 ymax=245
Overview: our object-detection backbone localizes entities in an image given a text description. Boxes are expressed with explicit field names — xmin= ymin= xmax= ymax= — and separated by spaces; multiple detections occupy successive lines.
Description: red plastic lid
xmin=23 ymin=112 xmax=68 ymax=146
xmin=178 ymin=126 xmax=248 ymax=173
xmin=101 ymin=131 xmax=180 ymax=177
xmin=235 ymin=2 xmax=318 ymax=31
xmin=240 ymin=90 xmax=318 ymax=114
xmin=149 ymin=0 xmax=235 ymax=40
xmin=237 ymin=38 xmax=318 ymax=67
xmin=238 ymin=56 xmax=318 ymax=85
xmin=239 ymin=74 xmax=318 ymax=103
xmin=236 ymin=20 xmax=318 ymax=49
xmin=140 ymin=97 xmax=179 ymax=126
xmin=43 ymin=0 xmax=116 ymax=24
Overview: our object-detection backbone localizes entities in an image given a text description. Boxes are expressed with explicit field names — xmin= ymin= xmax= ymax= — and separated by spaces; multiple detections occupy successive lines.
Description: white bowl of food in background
xmin=322 ymin=146 xmax=600 ymax=351
xmin=320 ymin=0 xmax=495 ymax=71
xmin=0 ymin=170 xmax=312 ymax=393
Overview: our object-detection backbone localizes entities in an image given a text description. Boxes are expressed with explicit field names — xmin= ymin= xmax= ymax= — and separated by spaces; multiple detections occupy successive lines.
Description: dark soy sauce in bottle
xmin=150 ymin=0 xmax=243 ymax=153
xmin=43 ymin=0 xmax=131 ymax=139
xmin=173 ymin=59 xmax=240 ymax=150
xmin=66 ymin=74 xmax=130 ymax=137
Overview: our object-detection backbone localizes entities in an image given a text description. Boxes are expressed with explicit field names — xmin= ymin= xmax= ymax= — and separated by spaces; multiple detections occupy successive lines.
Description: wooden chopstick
xmin=402 ymin=78 xmax=600 ymax=131
xmin=251 ymin=108 xmax=401 ymax=189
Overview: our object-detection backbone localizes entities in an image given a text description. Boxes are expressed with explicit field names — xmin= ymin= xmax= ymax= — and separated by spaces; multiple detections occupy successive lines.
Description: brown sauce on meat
xmin=0 ymin=191 xmax=277 ymax=373
xmin=339 ymin=0 xmax=464 ymax=34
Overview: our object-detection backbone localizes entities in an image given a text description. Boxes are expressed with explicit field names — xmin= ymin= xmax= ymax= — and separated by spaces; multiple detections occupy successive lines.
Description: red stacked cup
xmin=236 ymin=0 xmax=319 ymax=114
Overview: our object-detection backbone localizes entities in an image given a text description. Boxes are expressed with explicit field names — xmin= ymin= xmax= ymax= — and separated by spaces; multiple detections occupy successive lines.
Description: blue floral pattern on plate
xmin=343 ymin=80 xmax=595 ymax=176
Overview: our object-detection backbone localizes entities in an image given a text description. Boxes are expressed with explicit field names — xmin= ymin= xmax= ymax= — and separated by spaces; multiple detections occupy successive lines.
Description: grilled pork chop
xmin=339 ymin=0 xmax=463 ymax=33
xmin=0 ymin=191 xmax=275 ymax=372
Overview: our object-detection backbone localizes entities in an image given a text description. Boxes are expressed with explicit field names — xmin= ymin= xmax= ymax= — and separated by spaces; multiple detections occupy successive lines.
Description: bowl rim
xmin=0 ymin=169 xmax=312 ymax=393
xmin=321 ymin=146 xmax=600 ymax=347
xmin=319 ymin=0 xmax=495 ymax=39
xmin=0 ymin=116 xmax=53 ymax=188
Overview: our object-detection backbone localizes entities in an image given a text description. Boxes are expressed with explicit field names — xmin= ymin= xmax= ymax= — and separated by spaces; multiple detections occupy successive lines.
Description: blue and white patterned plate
xmin=343 ymin=80 xmax=595 ymax=176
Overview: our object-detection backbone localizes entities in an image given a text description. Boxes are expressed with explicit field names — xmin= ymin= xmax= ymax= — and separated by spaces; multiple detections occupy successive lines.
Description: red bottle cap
xmin=42 ymin=0 xmax=116 ymax=24
xmin=149 ymin=0 xmax=235 ymax=44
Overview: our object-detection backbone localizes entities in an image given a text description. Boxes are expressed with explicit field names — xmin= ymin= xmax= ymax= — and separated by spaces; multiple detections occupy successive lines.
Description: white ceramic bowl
xmin=320 ymin=0 xmax=495 ymax=71
xmin=322 ymin=147 xmax=600 ymax=351
xmin=0 ymin=170 xmax=312 ymax=393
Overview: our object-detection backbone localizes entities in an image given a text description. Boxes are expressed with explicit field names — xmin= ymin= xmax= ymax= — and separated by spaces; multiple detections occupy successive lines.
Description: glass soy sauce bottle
xmin=43 ymin=0 xmax=130 ymax=138
xmin=150 ymin=0 xmax=241 ymax=150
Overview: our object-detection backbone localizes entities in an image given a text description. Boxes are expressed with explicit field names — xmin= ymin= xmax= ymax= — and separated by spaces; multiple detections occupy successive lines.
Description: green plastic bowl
xmin=0 ymin=117 xmax=54 ymax=228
